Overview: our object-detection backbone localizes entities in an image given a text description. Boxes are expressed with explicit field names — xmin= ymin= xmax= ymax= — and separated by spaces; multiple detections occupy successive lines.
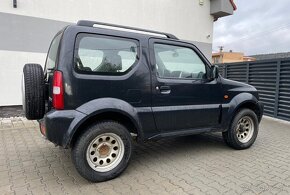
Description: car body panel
xmin=39 ymin=23 xmax=263 ymax=148
xmin=148 ymin=38 xmax=223 ymax=132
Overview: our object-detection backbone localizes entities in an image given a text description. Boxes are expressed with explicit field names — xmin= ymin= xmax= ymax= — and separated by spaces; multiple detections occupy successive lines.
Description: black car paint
xmin=149 ymin=38 xmax=223 ymax=132
xmin=41 ymin=24 xmax=263 ymax=148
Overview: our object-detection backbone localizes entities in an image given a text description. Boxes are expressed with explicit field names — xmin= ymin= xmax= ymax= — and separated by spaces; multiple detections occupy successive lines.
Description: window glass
xmin=45 ymin=33 xmax=62 ymax=71
xmin=154 ymin=43 xmax=206 ymax=79
xmin=75 ymin=35 xmax=138 ymax=74
xmin=213 ymin=57 xmax=220 ymax=64
xmin=118 ymin=51 xmax=138 ymax=71
xmin=78 ymin=49 xmax=104 ymax=70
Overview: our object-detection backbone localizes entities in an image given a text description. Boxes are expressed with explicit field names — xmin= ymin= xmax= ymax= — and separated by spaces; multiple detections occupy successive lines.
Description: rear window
xmin=45 ymin=33 xmax=62 ymax=71
xmin=74 ymin=34 xmax=139 ymax=75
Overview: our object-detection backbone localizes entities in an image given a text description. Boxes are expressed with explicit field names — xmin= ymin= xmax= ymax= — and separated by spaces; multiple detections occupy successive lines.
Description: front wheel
xmin=223 ymin=109 xmax=259 ymax=150
xmin=72 ymin=121 xmax=132 ymax=182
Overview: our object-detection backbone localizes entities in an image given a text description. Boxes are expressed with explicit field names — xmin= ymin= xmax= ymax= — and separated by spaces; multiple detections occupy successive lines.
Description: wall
xmin=0 ymin=0 xmax=214 ymax=106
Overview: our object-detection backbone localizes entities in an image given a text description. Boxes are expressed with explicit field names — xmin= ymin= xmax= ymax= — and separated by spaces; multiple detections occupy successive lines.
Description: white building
xmin=0 ymin=0 xmax=235 ymax=106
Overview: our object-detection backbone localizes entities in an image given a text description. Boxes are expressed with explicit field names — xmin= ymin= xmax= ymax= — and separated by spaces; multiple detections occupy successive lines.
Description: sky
xmin=213 ymin=0 xmax=290 ymax=55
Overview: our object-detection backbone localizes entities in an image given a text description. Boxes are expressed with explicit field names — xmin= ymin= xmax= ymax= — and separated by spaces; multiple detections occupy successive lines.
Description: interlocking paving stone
xmin=0 ymin=116 xmax=290 ymax=194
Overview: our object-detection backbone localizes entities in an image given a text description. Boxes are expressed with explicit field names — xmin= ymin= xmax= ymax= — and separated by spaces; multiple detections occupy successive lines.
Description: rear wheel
xmin=22 ymin=64 xmax=45 ymax=120
xmin=223 ymin=109 xmax=259 ymax=150
xmin=72 ymin=121 xmax=132 ymax=182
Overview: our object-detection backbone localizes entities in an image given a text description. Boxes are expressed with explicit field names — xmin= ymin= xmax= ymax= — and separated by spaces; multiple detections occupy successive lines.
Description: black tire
xmin=22 ymin=64 xmax=45 ymax=120
xmin=222 ymin=109 xmax=259 ymax=150
xmin=72 ymin=121 xmax=132 ymax=182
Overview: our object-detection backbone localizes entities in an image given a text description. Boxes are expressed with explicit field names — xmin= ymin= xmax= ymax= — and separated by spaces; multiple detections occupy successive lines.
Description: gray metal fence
xmin=217 ymin=58 xmax=290 ymax=121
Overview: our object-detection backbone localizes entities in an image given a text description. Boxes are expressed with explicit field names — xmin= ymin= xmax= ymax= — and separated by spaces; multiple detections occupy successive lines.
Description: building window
xmin=213 ymin=57 xmax=220 ymax=64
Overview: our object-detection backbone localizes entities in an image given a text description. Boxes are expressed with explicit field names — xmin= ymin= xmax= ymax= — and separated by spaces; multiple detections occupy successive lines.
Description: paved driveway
xmin=0 ymin=117 xmax=290 ymax=195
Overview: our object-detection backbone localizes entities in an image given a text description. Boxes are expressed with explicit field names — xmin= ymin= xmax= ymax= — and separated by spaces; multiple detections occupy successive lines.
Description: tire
xmin=222 ymin=109 xmax=259 ymax=150
xmin=22 ymin=64 xmax=45 ymax=120
xmin=72 ymin=121 xmax=132 ymax=182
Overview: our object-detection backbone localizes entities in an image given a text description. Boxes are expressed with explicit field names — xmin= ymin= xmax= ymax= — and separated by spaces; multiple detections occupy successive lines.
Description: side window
xmin=45 ymin=33 xmax=62 ymax=71
xmin=75 ymin=34 xmax=138 ymax=75
xmin=154 ymin=43 xmax=206 ymax=79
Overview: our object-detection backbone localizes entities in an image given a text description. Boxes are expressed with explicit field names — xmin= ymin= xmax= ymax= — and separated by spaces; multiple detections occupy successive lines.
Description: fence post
xmin=224 ymin=64 xmax=227 ymax=78
xmin=274 ymin=60 xmax=281 ymax=117
xmin=246 ymin=62 xmax=250 ymax=84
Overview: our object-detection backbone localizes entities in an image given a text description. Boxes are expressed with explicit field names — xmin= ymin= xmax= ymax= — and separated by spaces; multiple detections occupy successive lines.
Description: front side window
xmin=75 ymin=34 xmax=138 ymax=75
xmin=154 ymin=43 xmax=206 ymax=79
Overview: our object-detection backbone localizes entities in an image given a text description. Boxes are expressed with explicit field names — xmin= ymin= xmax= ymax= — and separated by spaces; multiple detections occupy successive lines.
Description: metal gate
xmin=217 ymin=58 xmax=290 ymax=121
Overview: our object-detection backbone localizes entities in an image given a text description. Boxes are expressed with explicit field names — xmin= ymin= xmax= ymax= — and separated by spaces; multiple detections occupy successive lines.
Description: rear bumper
xmin=39 ymin=109 xmax=86 ymax=148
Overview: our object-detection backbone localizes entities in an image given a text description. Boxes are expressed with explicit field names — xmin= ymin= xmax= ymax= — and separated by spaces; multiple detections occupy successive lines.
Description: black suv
xmin=22 ymin=20 xmax=263 ymax=182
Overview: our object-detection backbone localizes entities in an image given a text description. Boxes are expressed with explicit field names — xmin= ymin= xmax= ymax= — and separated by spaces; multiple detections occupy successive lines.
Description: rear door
xmin=149 ymin=38 xmax=222 ymax=133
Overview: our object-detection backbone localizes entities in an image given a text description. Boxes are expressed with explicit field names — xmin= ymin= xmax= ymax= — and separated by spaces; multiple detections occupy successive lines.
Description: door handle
xmin=159 ymin=86 xmax=171 ymax=94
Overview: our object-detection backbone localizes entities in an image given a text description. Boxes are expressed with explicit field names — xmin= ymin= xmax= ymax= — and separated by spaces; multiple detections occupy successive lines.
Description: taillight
xmin=52 ymin=71 xmax=64 ymax=109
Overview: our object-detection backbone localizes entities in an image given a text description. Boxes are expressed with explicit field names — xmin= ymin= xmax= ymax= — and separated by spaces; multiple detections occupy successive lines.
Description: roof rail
xmin=77 ymin=20 xmax=178 ymax=40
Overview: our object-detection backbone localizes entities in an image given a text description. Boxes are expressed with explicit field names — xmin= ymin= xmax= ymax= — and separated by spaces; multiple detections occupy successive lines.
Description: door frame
xmin=148 ymin=37 xmax=222 ymax=133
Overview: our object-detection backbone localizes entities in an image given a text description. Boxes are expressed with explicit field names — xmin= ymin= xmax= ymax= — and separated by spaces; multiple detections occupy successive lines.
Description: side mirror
xmin=209 ymin=65 xmax=219 ymax=80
